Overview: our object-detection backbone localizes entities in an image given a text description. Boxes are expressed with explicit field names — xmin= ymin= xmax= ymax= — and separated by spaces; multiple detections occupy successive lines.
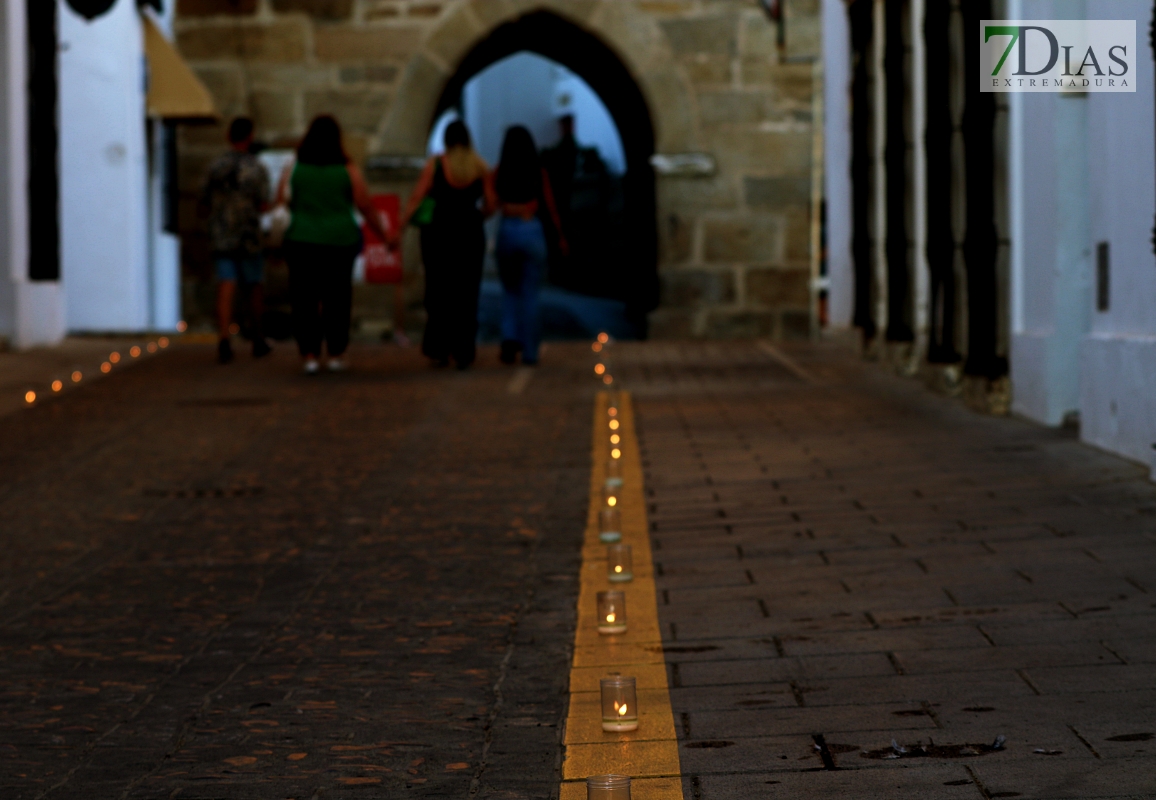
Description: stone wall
xmin=175 ymin=0 xmax=820 ymax=339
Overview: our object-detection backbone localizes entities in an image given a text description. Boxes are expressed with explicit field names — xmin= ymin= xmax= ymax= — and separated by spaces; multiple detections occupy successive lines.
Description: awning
xmin=143 ymin=16 xmax=218 ymax=121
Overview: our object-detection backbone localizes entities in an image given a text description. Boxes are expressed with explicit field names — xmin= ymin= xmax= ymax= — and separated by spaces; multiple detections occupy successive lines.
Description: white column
xmin=822 ymin=0 xmax=853 ymax=329
xmin=909 ymin=0 xmax=928 ymax=366
xmin=872 ymin=0 xmax=888 ymax=338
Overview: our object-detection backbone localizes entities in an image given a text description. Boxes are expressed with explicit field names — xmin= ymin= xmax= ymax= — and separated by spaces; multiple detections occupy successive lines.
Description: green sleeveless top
xmin=285 ymin=163 xmax=361 ymax=246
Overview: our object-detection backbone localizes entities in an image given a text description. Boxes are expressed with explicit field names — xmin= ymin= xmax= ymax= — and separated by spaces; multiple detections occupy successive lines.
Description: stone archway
xmin=176 ymin=0 xmax=820 ymax=340
xmin=370 ymin=3 xmax=702 ymax=331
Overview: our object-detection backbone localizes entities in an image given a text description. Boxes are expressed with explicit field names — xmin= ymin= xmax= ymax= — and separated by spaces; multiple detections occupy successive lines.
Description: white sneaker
xmin=327 ymin=358 xmax=347 ymax=372
xmin=303 ymin=358 xmax=320 ymax=375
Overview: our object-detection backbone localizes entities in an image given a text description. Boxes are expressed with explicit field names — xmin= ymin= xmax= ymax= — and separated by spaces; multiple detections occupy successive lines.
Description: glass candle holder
xmin=605 ymin=456 xmax=623 ymax=488
xmin=587 ymin=774 xmax=631 ymax=800
xmin=600 ymin=676 xmax=639 ymax=732
xmin=596 ymin=590 xmax=627 ymax=634
xmin=599 ymin=507 xmax=621 ymax=543
xmin=601 ymin=484 xmax=619 ymax=509
xmin=607 ymin=543 xmax=633 ymax=582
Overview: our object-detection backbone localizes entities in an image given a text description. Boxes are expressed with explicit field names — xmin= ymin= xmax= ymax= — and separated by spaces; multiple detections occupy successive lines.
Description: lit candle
xmin=610 ymin=447 xmax=622 ymax=460
xmin=597 ymin=332 xmax=610 ymax=344
xmin=130 ymin=346 xmax=141 ymax=358
xmin=605 ymin=457 xmax=623 ymax=488
xmin=600 ymin=676 xmax=638 ymax=732
xmin=597 ymin=591 xmax=627 ymax=634
xmin=607 ymin=405 xmax=618 ymax=418
xmin=602 ymin=485 xmax=619 ymax=508
xmin=587 ymin=774 xmax=630 ymax=800
xmin=100 ymin=362 xmax=112 ymax=374
xmin=607 ymin=544 xmax=633 ymax=582
xmin=599 ymin=508 xmax=621 ymax=544
xmin=592 ymin=342 xmax=603 ymax=353
xmin=595 ymin=363 xmax=606 ymax=376
xmin=24 ymin=391 xmax=36 ymax=404
xmin=71 ymin=371 xmax=82 ymax=383
xmin=51 ymin=380 xmax=63 ymax=392
xmin=608 ymin=418 xmax=620 ymax=431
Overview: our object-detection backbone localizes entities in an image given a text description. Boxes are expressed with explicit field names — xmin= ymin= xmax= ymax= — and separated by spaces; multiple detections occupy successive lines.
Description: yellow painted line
xmin=560 ymin=390 xmax=684 ymax=797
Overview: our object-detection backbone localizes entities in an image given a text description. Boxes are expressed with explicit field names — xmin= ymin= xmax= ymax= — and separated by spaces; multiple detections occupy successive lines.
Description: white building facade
xmin=0 ymin=0 xmax=206 ymax=350
xmin=824 ymin=0 xmax=1156 ymax=477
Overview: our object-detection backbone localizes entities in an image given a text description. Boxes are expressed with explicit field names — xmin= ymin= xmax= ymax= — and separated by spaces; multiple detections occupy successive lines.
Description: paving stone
xmin=625 ymin=341 xmax=1156 ymax=796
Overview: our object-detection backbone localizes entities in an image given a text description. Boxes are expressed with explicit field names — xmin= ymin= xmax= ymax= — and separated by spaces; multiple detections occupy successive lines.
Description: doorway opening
xmin=432 ymin=11 xmax=658 ymax=340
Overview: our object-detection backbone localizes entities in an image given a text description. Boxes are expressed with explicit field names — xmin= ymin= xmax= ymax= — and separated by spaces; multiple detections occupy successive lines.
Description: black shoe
xmin=252 ymin=338 xmax=272 ymax=359
xmin=500 ymin=340 xmax=520 ymax=365
xmin=217 ymin=338 xmax=234 ymax=364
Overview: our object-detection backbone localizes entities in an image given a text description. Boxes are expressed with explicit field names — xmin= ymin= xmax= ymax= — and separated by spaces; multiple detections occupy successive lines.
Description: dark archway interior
xmin=433 ymin=10 xmax=659 ymax=336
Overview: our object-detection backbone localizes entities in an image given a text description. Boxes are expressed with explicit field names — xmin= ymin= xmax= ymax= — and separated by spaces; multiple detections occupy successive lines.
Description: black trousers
xmin=420 ymin=225 xmax=484 ymax=367
xmin=285 ymin=241 xmax=360 ymax=358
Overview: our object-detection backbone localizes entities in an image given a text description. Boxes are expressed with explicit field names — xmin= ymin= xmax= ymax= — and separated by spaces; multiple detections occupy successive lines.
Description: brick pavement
xmin=622 ymin=341 xmax=1156 ymax=799
xmin=0 ymin=343 xmax=591 ymax=799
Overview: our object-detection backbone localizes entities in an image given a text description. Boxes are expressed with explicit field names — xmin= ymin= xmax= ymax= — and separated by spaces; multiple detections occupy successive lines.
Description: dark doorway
xmin=433 ymin=10 xmax=658 ymax=338
xmin=27 ymin=0 xmax=60 ymax=282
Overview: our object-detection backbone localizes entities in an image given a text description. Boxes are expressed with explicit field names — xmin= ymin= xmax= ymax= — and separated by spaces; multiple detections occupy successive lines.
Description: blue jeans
xmin=497 ymin=216 xmax=547 ymax=363
xmin=214 ymin=252 xmax=264 ymax=284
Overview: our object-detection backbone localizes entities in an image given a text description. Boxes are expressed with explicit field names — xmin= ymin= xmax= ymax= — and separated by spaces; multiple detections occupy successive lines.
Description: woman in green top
xmin=276 ymin=115 xmax=388 ymax=374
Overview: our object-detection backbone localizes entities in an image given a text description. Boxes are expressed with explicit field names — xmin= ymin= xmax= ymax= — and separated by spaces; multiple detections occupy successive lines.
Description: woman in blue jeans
xmin=493 ymin=126 xmax=567 ymax=365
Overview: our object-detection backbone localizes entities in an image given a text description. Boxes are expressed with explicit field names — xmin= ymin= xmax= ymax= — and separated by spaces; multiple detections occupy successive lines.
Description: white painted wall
xmin=59 ymin=0 xmax=151 ymax=332
xmin=1009 ymin=0 xmax=1091 ymax=426
xmin=1081 ymin=0 xmax=1156 ymax=474
xmin=822 ymin=0 xmax=853 ymax=328
xmin=146 ymin=3 xmax=181 ymax=332
xmin=0 ymin=0 xmax=18 ymax=342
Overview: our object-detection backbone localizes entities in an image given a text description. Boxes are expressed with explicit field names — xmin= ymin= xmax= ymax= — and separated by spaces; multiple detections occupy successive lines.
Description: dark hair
xmin=495 ymin=125 xmax=541 ymax=203
xmin=297 ymin=115 xmax=348 ymax=166
xmin=444 ymin=119 xmax=471 ymax=150
xmin=228 ymin=117 xmax=254 ymax=144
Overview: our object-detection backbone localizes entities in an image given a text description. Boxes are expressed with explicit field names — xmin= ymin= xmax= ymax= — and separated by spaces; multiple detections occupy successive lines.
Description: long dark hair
xmin=297 ymin=115 xmax=348 ymax=166
xmin=444 ymin=119 xmax=471 ymax=150
xmin=495 ymin=125 xmax=541 ymax=202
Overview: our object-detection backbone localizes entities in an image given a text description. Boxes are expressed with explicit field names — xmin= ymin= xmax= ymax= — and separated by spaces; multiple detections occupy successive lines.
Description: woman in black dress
xmin=395 ymin=121 xmax=494 ymax=369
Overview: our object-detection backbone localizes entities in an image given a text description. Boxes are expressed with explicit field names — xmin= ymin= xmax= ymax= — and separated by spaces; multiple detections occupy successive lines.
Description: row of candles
xmin=588 ymin=334 xmax=636 ymax=800
xmin=21 ymin=335 xmax=173 ymax=406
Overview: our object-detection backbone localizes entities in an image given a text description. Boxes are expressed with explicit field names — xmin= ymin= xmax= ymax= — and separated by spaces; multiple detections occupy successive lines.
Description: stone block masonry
xmin=174 ymin=0 xmax=820 ymax=338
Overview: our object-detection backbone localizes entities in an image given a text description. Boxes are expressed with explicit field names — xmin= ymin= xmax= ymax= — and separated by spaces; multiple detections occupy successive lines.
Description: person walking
xmin=201 ymin=117 xmax=272 ymax=364
xmin=394 ymin=120 xmax=493 ymax=369
xmin=276 ymin=115 xmax=387 ymax=374
xmin=493 ymin=126 xmax=567 ymax=366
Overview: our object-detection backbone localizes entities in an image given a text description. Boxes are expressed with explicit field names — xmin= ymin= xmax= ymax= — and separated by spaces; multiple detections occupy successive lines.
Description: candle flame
xmin=609 ymin=419 xmax=620 ymax=430
xmin=614 ymin=565 xmax=623 ymax=573
xmin=598 ymin=332 xmax=609 ymax=343
xmin=611 ymin=448 xmax=621 ymax=459
xmin=606 ymin=612 xmax=616 ymax=623
xmin=51 ymin=380 xmax=63 ymax=392
xmin=610 ymin=434 xmax=620 ymax=444
xmin=71 ymin=371 xmax=82 ymax=382
xmin=594 ymin=364 xmax=606 ymax=375
xmin=607 ymin=496 xmax=616 ymax=507
xmin=615 ymin=701 xmax=628 ymax=716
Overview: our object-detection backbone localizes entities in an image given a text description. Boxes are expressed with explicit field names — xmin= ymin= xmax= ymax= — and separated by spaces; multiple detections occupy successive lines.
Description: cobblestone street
xmin=0 ymin=343 xmax=591 ymax=799
xmin=1 ymin=340 xmax=1155 ymax=799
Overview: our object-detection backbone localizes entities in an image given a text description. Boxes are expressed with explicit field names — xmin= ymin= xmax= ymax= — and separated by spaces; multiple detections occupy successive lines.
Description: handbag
xmin=263 ymin=205 xmax=291 ymax=249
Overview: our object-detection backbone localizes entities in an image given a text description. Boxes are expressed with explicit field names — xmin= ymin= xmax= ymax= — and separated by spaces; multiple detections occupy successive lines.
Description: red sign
xmin=363 ymin=194 xmax=402 ymax=285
